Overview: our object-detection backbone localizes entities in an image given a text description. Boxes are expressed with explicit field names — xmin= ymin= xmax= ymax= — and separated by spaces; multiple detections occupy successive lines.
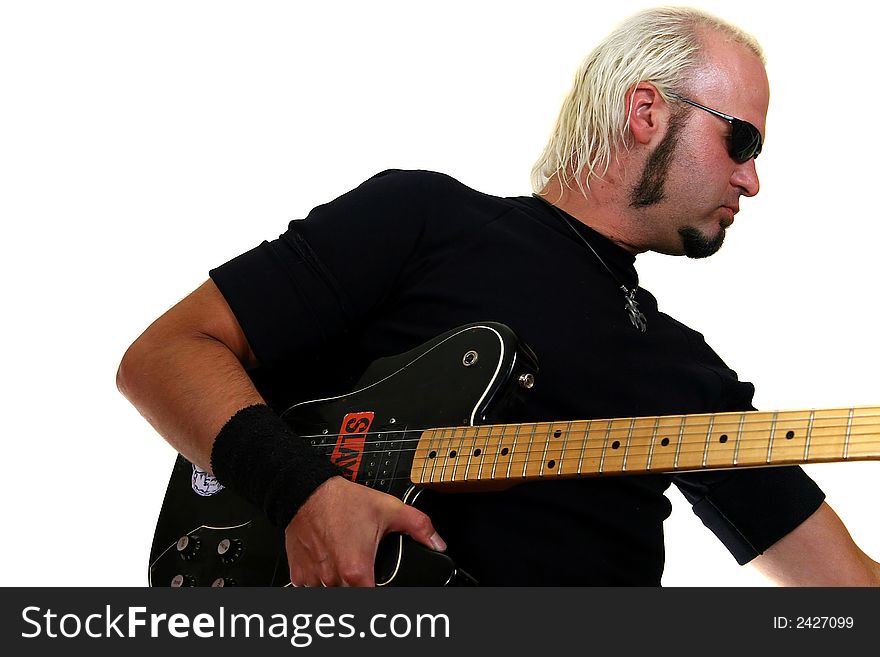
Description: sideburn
xmin=629 ymin=110 xmax=687 ymax=208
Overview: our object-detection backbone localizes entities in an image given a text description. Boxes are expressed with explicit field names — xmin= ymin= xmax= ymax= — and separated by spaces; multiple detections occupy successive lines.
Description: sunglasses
xmin=667 ymin=92 xmax=763 ymax=163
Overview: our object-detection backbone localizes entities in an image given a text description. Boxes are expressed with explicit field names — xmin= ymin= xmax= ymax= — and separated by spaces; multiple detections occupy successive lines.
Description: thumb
xmin=387 ymin=503 xmax=447 ymax=552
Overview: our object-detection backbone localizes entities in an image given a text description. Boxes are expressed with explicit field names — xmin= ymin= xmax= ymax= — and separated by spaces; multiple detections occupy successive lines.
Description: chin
xmin=679 ymin=226 xmax=725 ymax=259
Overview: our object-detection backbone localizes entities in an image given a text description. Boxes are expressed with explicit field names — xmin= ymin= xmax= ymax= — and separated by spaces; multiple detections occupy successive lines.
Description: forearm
xmin=750 ymin=502 xmax=880 ymax=586
xmin=116 ymin=281 xmax=264 ymax=473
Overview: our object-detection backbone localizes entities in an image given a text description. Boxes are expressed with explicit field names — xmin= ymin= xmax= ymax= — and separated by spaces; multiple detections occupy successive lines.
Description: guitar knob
xmin=170 ymin=574 xmax=197 ymax=587
xmin=175 ymin=535 xmax=201 ymax=560
xmin=217 ymin=538 xmax=244 ymax=564
xmin=211 ymin=577 xmax=236 ymax=587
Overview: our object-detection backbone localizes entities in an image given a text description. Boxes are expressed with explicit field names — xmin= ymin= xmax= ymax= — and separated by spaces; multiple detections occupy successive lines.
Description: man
xmin=117 ymin=7 xmax=879 ymax=586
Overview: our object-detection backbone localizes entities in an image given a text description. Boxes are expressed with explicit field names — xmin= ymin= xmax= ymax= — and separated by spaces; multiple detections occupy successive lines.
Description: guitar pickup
xmin=358 ymin=425 xmax=404 ymax=493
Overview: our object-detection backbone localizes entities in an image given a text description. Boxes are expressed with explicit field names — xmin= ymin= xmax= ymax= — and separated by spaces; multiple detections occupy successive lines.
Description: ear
xmin=626 ymin=83 xmax=666 ymax=146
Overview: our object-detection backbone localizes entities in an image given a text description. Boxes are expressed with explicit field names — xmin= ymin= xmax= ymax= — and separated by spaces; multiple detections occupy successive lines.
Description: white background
xmin=1 ymin=0 xmax=877 ymax=587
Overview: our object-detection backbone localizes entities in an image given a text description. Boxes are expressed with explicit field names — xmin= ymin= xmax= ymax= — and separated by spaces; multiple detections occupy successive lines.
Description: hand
xmin=284 ymin=476 xmax=446 ymax=587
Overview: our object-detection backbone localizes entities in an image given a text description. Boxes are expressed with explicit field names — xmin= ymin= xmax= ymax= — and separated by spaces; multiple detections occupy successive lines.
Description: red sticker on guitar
xmin=331 ymin=412 xmax=374 ymax=481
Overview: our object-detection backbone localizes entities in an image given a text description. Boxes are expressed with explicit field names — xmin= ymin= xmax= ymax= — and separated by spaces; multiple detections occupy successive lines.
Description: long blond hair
xmin=530 ymin=7 xmax=764 ymax=197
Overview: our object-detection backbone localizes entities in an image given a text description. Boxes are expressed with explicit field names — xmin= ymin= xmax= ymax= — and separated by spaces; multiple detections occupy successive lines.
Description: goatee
xmin=679 ymin=226 xmax=726 ymax=259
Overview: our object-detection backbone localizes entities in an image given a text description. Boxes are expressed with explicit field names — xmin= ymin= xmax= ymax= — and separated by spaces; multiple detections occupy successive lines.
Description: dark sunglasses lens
xmin=731 ymin=119 xmax=762 ymax=162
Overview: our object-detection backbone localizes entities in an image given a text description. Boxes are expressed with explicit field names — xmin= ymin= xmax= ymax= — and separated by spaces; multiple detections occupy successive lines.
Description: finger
xmin=317 ymin=563 xmax=341 ymax=588
xmin=292 ymin=559 xmax=326 ymax=589
xmin=337 ymin=554 xmax=377 ymax=587
xmin=387 ymin=504 xmax=447 ymax=552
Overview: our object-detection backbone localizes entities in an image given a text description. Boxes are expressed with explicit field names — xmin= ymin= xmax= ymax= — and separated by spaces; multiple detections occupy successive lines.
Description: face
xmin=631 ymin=36 xmax=769 ymax=258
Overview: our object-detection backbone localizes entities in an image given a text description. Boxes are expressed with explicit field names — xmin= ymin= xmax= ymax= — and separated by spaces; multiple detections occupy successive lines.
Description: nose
xmin=732 ymin=158 xmax=760 ymax=197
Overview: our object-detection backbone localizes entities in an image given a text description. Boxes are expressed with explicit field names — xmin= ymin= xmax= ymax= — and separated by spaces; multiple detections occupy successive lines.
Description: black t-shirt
xmin=210 ymin=169 xmax=824 ymax=585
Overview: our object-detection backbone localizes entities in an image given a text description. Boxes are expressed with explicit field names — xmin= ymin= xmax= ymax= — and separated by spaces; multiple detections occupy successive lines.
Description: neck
xmin=536 ymin=177 xmax=645 ymax=256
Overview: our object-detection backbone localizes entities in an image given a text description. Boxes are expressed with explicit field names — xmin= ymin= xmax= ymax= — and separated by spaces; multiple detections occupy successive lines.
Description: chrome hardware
xmin=462 ymin=350 xmax=479 ymax=367
xmin=518 ymin=373 xmax=535 ymax=389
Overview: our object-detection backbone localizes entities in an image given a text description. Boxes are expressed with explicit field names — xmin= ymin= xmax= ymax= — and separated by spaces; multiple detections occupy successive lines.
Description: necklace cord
xmin=531 ymin=193 xmax=647 ymax=332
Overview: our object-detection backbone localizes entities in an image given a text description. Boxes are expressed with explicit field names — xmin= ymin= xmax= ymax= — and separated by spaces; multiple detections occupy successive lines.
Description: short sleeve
xmin=673 ymin=466 xmax=826 ymax=564
xmin=209 ymin=169 xmax=447 ymax=366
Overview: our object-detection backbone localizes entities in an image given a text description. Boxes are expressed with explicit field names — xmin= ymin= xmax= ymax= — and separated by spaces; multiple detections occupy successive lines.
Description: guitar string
xmin=290 ymin=409 xmax=880 ymax=445
xmin=307 ymin=431 xmax=880 ymax=461
xmin=302 ymin=428 xmax=880 ymax=459
xmin=308 ymin=430 xmax=880 ymax=484
xmin=324 ymin=435 xmax=880 ymax=488
xmin=302 ymin=423 xmax=880 ymax=481
xmin=291 ymin=415 xmax=880 ymax=448
xmin=296 ymin=422 xmax=880 ymax=446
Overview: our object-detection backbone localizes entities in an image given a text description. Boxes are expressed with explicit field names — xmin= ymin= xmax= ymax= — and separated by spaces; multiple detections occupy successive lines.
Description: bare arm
xmin=750 ymin=501 xmax=880 ymax=586
xmin=116 ymin=280 xmax=264 ymax=471
xmin=116 ymin=279 xmax=444 ymax=586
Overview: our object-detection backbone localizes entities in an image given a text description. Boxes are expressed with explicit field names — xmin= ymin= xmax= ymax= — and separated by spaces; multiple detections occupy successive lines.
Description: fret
xmin=701 ymin=414 xmax=716 ymax=467
xmin=412 ymin=406 xmax=880 ymax=487
xmin=733 ymin=412 xmax=746 ymax=466
xmin=766 ymin=411 xmax=779 ymax=464
xmin=677 ymin=414 xmax=712 ymax=470
xmin=808 ymin=409 xmax=849 ymax=461
xmin=646 ymin=416 xmax=660 ymax=471
xmin=557 ymin=420 xmax=573 ymax=476
xmin=461 ymin=425 xmax=480 ymax=482
xmin=576 ymin=420 xmax=592 ymax=475
xmin=428 ymin=428 xmax=447 ymax=481
xmin=769 ymin=411 xmax=810 ymax=463
xmin=522 ymin=423 xmax=538 ymax=479
xmin=622 ymin=418 xmax=636 ymax=472
xmin=440 ymin=427 xmax=459 ymax=482
xmin=456 ymin=426 xmax=474 ymax=482
xmin=489 ymin=424 xmax=507 ymax=481
xmin=414 ymin=429 xmax=432 ymax=484
xmin=413 ymin=430 xmax=427 ymax=484
xmin=844 ymin=408 xmax=854 ymax=459
xmin=504 ymin=423 xmax=522 ymax=480
xmin=598 ymin=420 xmax=613 ymax=474
xmin=475 ymin=425 xmax=493 ymax=481
xmin=650 ymin=415 xmax=685 ymax=472
xmin=602 ymin=418 xmax=632 ymax=473
xmin=738 ymin=411 xmax=773 ymax=466
xmin=539 ymin=425 xmax=552 ymax=477
xmin=848 ymin=407 xmax=880 ymax=458
xmin=704 ymin=412 xmax=739 ymax=468
xmin=803 ymin=409 xmax=815 ymax=461
xmin=627 ymin=415 xmax=659 ymax=473
xmin=673 ymin=415 xmax=686 ymax=469
xmin=526 ymin=422 xmax=564 ymax=478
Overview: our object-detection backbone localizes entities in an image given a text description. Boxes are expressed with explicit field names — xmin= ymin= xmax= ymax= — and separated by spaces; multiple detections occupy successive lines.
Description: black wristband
xmin=209 ymin=404 xmax=344 ymax=528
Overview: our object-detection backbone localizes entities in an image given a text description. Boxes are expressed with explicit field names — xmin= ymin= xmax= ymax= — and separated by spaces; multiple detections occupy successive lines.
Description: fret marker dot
xmin=449 ymin=450 xmax=457 ymax=459
xmin=786 ymin=431 xmax=795 ymax=440
xmin=554 ymin=430 xmax=562 ymax=438
xmin=501 ymin=448 xmax=509 ymax=456
xmin=719 ymin=434 xmax=728 ymax=443
xmin=611 ymin=440 xmax=620 ymax=450
xmin=474 ymin=448 xmax=482 ymax=457
xmin=661 ymin=438 xmax=670 ymax=447
xmin=428 ymin=450 xmax=437 ymax=459
xmin=547 ymin=460 xmax=556 ymax=469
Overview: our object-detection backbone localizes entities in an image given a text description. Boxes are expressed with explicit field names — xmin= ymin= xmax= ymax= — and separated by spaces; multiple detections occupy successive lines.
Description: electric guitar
xmin=148 ymin=322 xmax=880 ymax=587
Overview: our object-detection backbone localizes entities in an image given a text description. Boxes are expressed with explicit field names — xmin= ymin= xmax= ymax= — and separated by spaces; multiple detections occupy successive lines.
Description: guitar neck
xmin=411 ymin=406 xmax=880 ymax=488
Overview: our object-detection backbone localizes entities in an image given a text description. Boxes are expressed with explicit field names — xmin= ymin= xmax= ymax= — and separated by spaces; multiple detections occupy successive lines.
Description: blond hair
xmin=530 ymin=6 xmax=764 ymax=197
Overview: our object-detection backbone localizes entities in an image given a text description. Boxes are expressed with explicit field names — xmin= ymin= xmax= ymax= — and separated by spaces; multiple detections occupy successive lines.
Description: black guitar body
xmin=148 ymin=322 xmax=538 ymax=587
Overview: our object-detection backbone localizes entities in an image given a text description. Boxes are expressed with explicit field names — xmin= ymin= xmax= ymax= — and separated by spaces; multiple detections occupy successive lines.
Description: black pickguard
xmin=148 ymin=322 xmax=538 ymax=587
